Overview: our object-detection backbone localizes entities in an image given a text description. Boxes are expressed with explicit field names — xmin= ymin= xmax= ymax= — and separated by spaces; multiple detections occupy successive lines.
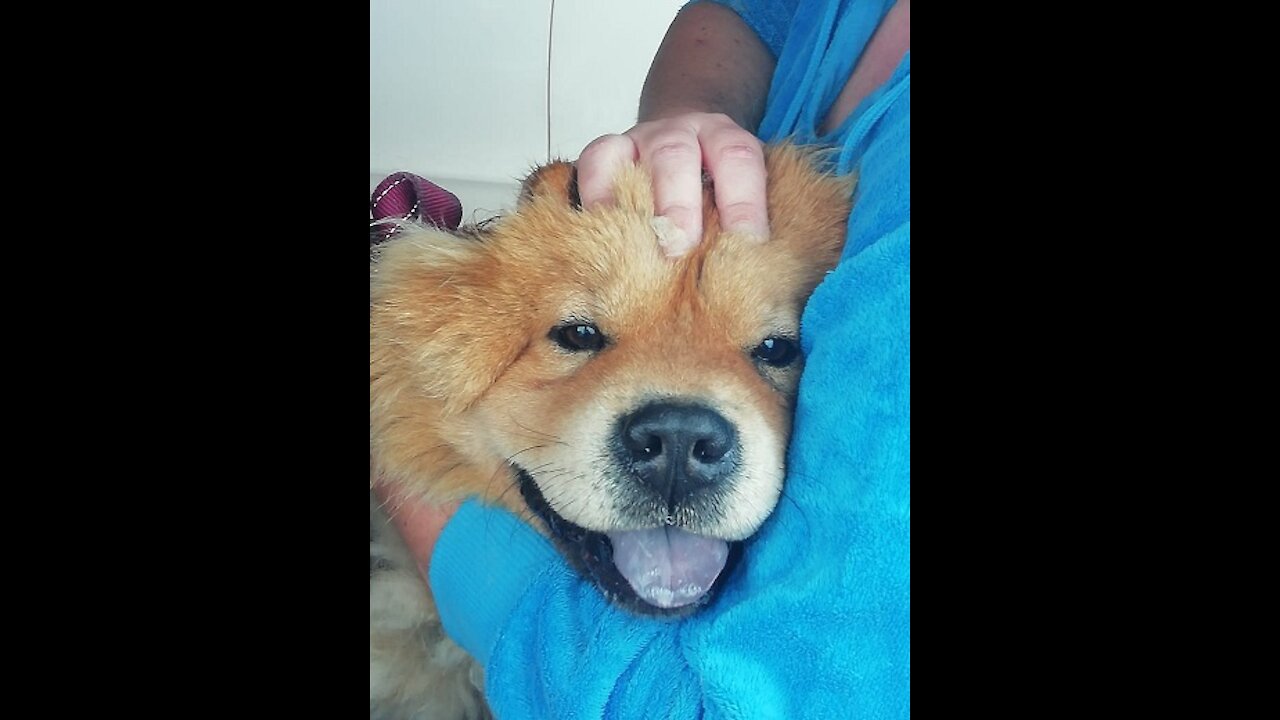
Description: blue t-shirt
xmin=431 ymin=1 xmax=910 ymax=716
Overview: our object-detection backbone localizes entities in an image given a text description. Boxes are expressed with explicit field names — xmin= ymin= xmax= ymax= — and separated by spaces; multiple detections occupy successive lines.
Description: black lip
xmin=516 ymin=467 xmax=742 ymax=619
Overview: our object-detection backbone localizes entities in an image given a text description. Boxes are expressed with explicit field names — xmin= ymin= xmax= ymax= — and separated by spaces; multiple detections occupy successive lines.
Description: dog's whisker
xmin=432 ymin=462 xmax=464 ymax=486
xmin=482 ymin=445 xmax=552 ymax=499
xmin=373 ymin=491 xmax=396 ymax=516
xmin=494 ymin=479 xmax=528 ymax=508
xmin=508 ymin=415 xmax=570 ymax=446
xmin=395 ymin=442 xmax=457 ymax=470
xmin=505 ymin=444 xmax=550 ymax=463
xmin=483 ymin=464 xmax=524 ymax=501
xmin=765 ymin=470 xmax=814 ymax=533
xmin=494 ymin=462 xmax=571 ymax=509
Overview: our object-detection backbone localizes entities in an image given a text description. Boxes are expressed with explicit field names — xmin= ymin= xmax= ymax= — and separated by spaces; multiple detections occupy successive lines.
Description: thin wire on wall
xmin=546 ymin=0 xmax=556 ymax=160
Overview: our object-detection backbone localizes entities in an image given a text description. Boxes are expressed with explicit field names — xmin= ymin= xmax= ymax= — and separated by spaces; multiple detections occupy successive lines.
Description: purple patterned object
xmin=370 ymin=172 xmax=463 ymax=245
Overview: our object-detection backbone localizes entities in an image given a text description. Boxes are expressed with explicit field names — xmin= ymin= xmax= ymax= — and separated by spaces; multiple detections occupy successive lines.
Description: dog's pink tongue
xmin=607 ymin=527 xmax=730 ymax=609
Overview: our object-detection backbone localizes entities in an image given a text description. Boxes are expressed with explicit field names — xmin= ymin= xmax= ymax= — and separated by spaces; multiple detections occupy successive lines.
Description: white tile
xmin=547 ymin=0 xmax=686 ymax=160
xmin=370 ymin=0 xmax=684 ymax=220
xmin=370 ymin=0 xmax=553 ymax=189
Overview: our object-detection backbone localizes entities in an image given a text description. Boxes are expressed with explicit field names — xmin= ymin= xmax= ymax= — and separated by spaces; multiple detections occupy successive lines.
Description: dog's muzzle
xmin=517 ymin=467 xmax=743 ymax=617
xmin=516 ymin=400 xmax=749 ymax=615
xmin=607 ymin=401 xmax=740 ymax=608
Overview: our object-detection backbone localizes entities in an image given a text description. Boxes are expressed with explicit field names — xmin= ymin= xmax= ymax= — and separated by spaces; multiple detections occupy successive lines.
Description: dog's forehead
xmin=496 ymin=210 xmax=815 ymax=330
xmin=700 ymin=233 xmax=825 ymax=322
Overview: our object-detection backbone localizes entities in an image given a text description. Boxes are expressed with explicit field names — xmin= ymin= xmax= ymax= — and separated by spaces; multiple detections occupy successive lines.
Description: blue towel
xmin=431 ymin=1 xmax=909 ymax=716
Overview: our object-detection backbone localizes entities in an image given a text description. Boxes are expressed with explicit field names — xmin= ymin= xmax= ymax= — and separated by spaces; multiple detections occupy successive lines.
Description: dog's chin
xmin=515 ymin=468 xmax=743 ymax=619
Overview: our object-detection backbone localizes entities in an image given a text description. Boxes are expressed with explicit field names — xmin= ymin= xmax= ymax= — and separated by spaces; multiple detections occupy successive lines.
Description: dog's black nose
xmin=618 ymin=402 xmax=739 ymax=499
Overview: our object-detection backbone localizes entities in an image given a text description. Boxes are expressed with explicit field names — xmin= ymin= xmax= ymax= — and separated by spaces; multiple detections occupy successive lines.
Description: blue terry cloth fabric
xmin=430 ymin=0 xmax=910 ymax=716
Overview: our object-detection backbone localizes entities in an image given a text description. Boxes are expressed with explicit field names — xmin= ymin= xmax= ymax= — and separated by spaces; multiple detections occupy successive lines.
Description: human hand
xmin=576 ymin=112 xmax=769 ymax=257
xmin=371 ymin=473 xmax=461 ymax=581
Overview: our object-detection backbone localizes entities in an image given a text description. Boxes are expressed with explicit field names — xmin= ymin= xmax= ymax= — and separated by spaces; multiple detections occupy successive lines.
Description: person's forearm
xmin=638 ymin=2 xmax=775 ymax=131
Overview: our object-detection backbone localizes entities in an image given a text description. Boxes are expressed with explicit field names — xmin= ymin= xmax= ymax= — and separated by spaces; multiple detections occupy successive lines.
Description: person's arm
xmin=576 ymin=2 xmax=778 ymax=256
xmin=638 ymin=1 xmax=775 ymax=131
xmin=371 ymin=483 xmax=458 ymax=579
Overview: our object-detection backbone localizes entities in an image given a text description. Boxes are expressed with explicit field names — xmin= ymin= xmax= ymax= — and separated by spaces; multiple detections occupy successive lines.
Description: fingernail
xmin=583 ymin=195 xmax=614 ymax=211
xmin=651 ymin=216 xmax=696 ymax=258
xmin=726 ymin=221 xmax=770 ymax=243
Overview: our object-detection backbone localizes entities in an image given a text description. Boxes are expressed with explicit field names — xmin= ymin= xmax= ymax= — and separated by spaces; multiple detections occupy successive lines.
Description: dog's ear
xmin=371 ymin=231 xmax=527 ymax=417
xmin=762 ymin=143 xmax=855 ymax=266
xmin=518 ymin=161 xmax=581 ymax=209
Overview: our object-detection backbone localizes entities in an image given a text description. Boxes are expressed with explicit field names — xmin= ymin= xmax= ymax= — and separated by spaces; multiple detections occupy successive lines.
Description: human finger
xmin=701 ymin=130 xmax=769 ymax=241
xmin=576 ymin=133 xmax=638 ymax=210
xmin=637 ymin=128 xmax=705 ymax=256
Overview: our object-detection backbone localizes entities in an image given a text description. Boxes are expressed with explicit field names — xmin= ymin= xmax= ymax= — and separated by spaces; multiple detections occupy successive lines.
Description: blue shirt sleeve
xmin=431 ymin=502 xmax=706 ymax=718
xmin=687 ymin=0 xmax=801 ymax=58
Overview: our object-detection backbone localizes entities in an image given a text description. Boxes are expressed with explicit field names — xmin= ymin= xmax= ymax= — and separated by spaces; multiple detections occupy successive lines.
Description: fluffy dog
xmin=370 ymin=143 xmax=852 ymax=719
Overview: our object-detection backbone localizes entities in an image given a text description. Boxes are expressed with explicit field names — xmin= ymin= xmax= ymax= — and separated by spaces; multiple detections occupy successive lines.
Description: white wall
xmin=370 ymin=0 xmax=685 ymax=222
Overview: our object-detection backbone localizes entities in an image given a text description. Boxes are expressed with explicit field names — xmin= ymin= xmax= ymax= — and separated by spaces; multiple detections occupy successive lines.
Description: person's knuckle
xmin=718 ymin=199 xmax=758 ymax=217
xmin=587 ymin=132 xmax=627 ymax=150
xmin=718 ymin=200 xmax=762 ymax=224
xmin=715 ymin=141 xmax=763 ymax=163
xmin=647 ymin=138 xmax=700 ymax=163
xmin=580 ymin=134 xmax=626 ymax=163
xmin=698 ymin=111 xmax=734 ymax=127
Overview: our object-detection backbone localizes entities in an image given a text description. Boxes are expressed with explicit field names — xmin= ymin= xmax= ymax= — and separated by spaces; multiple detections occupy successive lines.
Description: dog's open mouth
xmin=516 ymin=468 xmax=741 ymax=617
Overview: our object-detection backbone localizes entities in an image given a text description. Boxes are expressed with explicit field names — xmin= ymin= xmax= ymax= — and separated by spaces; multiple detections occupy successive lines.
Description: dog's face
xmin=371 ymin=144 xmax=852 ymax=616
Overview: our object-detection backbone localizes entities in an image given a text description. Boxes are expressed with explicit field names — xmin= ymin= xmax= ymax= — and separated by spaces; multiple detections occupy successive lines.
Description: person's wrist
xmin=637 ymin=108 xmax=752 ymax=132
xmin=370 ymin=475 xmax=461 ymax=581
xmin=637 ymin=107 xmax=714 ymax=122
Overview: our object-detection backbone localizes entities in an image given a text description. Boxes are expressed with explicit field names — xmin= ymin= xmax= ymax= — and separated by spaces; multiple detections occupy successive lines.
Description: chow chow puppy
xmin=369 ymin=143 xmax=853 ymax=719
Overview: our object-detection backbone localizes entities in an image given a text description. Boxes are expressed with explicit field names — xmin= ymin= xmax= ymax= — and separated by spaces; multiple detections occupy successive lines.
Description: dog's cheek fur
xmin=372 ymin=235 xmax=529 ymax=412
xmin=371 ymin=232 xmax=532 ymax=501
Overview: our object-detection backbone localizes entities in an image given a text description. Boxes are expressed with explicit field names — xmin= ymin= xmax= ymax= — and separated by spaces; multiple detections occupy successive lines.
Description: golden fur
xmin=369 ymin=143 xmax=852 ymax=719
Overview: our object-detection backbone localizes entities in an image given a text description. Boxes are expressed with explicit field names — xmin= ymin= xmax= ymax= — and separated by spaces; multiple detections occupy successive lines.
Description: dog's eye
xmin=752 ymin=336 xmax=799 ymax=367
xmin=550 ymin=323 xmax=606 ymax=352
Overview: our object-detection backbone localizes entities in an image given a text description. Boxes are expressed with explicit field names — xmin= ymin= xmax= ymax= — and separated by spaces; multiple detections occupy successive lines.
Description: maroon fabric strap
xmin=370 ymin=172 xmax=463 ymax=245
